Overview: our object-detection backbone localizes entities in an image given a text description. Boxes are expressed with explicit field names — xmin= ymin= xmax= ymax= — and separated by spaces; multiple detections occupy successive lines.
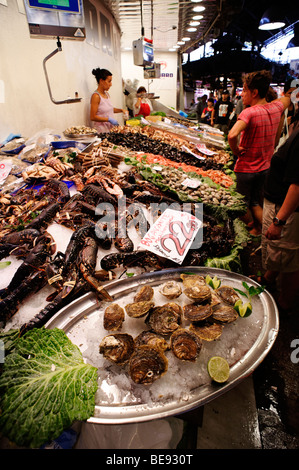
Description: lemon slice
xmin=207 ymin=356 xmax=230 ymax=383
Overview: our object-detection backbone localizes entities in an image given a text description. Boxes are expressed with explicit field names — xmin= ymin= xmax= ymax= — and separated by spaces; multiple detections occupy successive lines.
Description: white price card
xmin=0 ymin=161 xmax=12 ymax=183
xmin=139 ymin=208 xmax=202 ymax=264
xmin=181 ymin=178 xmax=201 ymax=188
xmin=196 ymin=143 xmax=215 ymax=156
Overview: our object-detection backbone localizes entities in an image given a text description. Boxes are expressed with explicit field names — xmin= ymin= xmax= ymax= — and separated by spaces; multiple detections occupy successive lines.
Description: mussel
xmin=129 ymin=345 xmax=168 ymax=384
xmin=125 ymin=300 xmax=155 ymax=318
xmin=99 ymin=333 xmax=134 ymax=364
xmin=134 ymin=285 xmax=154 ymax=302
xmin=103 ymin=303 xmax=125 ymax=331
xmin=146 ymin=302 xmax=182 ymax=336
xmin=159 ymin=280 xmax=182 ymax=300
xmin=215 ymin=286 xmax=240 ymax=306
xmin=170 ymin=328 xmax=202 ymax=362
xmin=183 ymin=302 xmax=212 ymax=322
xmin=134 ymin=330 xmax=169 ymax=352
xmin=190 ymin=322 xmax=223 ymax=341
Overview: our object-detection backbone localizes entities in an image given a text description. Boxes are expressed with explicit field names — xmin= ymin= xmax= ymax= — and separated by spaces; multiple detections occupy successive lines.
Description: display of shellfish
xmin=125 ymin=300 xmax=155 ymax=318
xmin=183 ymin=302 xmax=212 ymax=322
xmin=99 ymin=333 xmax=135 ymax=364
xmin=215 ymin=286 xmax=240 ymax=306
xmin=103 ymin=303 xmax=125 ymax=331
xmin=170 ymin=328 xmax=202 ymax=362
xmin=159 ymin=280 xmax=182 ymax=299
xmin=134 ymin=285 xmax=154 ymax=302
xmin=129 ymin=345 xmax=168 ymax=385
xmin=190 ymin=322 xmax=224 ymax=341
xmin=134 ymin=330 xmax=169 ymax=352
xmin=146 ymin=302 xmax=182 ymax=336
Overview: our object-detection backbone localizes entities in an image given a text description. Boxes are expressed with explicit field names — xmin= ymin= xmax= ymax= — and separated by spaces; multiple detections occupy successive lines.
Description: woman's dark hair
xmin=243 ymin=70 xmax=272 ymax=99
xmin=137 ymin=86 xmax=147 ymax=93
xmin=92 ymin=68 xmax=112 ymax=83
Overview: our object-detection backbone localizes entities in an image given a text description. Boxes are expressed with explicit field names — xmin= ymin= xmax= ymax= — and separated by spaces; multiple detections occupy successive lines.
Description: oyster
xmin=215 ymin=286 xmax=240 ymax=306
xmin=190 ymin=322 xmax=223 ymax=341
xmin=212 ymin=304 xmax=238 ymax=323
xmin=103 ymin=303 xmax=125 ymax=331
xmin=180 ymin=274 xmax=206 ymax=288
xmin=184 ymin=283 xmax=211 ymax=302
xmin=134 ymin=330 xmax=169 ymax=352
xmin=170 ymin=328 xmax=202 ymax=362
xmin=99 ymin=333 xmax=134 ymax=364
xmin=125 ymin=300 xmax=155 ymax=318
xmin=129 ymin=345 xmax=168 ymax=384
xmin=146 ymin=302 xmax=182 ymax=336
xmin=159 ymin=280 xmax=182 ymax=299
xmin=134 ymin=285 xmax=154 ymax=302
xmin=183 ymin=302 xmax=212 ymax=322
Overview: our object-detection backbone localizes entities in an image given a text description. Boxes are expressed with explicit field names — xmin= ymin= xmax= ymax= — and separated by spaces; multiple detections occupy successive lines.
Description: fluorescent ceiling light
xmin=182 ymin=37 xmax=191 ymax=41
xmin=193 ymin=6 xmax=205 ymax=12
xmin=190 ymin=21 xmax=200 ymax=26
xmin=191 ymin=0 xmax=203 ymax=2
xmin=177 ymin=41 xmax=185 ymax=45
xmin=187 ymin=28 xmax=197 ymax=32
xmin=193 ymin=15 xmax=203 ymax=20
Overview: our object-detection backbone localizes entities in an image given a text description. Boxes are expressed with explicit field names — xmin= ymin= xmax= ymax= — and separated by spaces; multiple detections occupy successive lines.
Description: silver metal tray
xmin=45 ymin=267 xmax=279 ymax=424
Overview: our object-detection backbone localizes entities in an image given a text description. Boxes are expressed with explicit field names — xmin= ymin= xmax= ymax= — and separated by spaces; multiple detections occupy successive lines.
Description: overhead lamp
xmin=187 ymin=28 xmax=197 ymax=32
xmin=182 ymin=37 xmax=191 ymax=41
xmin=258 ymin=7 xmax=286 ymax=30
xmin=286 ymin=24 xmax=299 ymax=49
xmin=193 ymin=6 xmax=205 ymax=12
xmin=177 ymin=41 xmax=185 ymax=45
xmin=191 ymin=0 xmax=203 ymax=2
xmin=173 ymin=45 xmax=180 ymax=49
xmin=193 ymin=15 xmax=203 ymax=20
xmin=190 ymin=21 xmax=200 ymax=26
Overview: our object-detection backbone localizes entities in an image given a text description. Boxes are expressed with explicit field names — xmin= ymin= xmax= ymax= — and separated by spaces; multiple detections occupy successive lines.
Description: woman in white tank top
xmin=90 ymin=68 xmax=126 ymax=133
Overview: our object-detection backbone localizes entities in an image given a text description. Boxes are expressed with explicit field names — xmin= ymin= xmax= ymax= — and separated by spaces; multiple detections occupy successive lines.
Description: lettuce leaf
xmin=0 ymin=327 xmax=98 ymax=448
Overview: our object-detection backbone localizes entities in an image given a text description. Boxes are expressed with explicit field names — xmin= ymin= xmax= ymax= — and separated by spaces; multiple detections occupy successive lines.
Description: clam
xmin=190 ymin=322 xmax=223 ymax=341
xmin=170 ymin=328 xmax=202 ymax=362
xmin=183 ymin=302 xmax=212 ymax=322
xmin=146 ymin=302 xmax=182 ymax=336
xmin=212 ymin=304 xmax=238 ymax=323
xmin=125 ymin=300 xmax=155 ymax=318
xmin=134 ymin=285 xmax=154 ymax=302
xmin=129 ymin=345 xmax=168 ymax=384
xmin=215 ymin=286 xmax=240 ymax=306
xmin=159 ymin=280 xmax=182 ymax=299
xmin=103 ymin=303 xmax=125 ymax=331
xmin=134 ymin=330 xmax=169 ymax=352
xmin=99 ymin=333 xmax=135 ymax=364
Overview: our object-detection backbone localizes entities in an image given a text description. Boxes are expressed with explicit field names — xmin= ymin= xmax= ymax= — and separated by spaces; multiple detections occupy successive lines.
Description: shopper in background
xmin=90 ymin=68 xmax=126 ymax=133
xmin=228 ymin=70 xmax=291 ymax=236
xmin=133 ymin=86 xmax=153 ymax=117
xmin=201 ymin=98 xmax=215 ymax=126
xmin=261 ymin=127 xmax=299 ymax=314
xmin=196 ymin=95 xmax=207 ymax=122
xmin=212 ymin=90 xmax=233 ymax=134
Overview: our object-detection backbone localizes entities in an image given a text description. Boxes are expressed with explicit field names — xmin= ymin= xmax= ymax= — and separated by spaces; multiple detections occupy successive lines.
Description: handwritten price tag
xmin=196 ymin=143 xmax=215 ymax=156
xmin=139 ymin=208 xmax=202 ymax=264
xmin=0 ymin=161 xmax=12 ymax=183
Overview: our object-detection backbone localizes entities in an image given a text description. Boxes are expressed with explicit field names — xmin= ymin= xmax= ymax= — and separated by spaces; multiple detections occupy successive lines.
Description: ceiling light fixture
xmin=190 ymin=21 xmax=200 ymax=26
xmin=258 ymin=7 xmax=286 ymax=30
xmin=192 ymin=15 xmax=203 ymax=20
xmin=193 ymin=6 xmax=205 ymax=13
xmin=191 ymin=0 xmax=203 ymax=2
xmin=177 ymin=41 xmax=185 ymax=45
xmin=182 ymin=37 xmax=191 ymax=41
xmin=187 ymin=27 xmax=197 ymax=32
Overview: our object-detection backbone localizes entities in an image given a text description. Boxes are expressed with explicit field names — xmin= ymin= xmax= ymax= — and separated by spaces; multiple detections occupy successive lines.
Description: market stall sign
xmin=139 ymin=208 xmax=202 ymax=264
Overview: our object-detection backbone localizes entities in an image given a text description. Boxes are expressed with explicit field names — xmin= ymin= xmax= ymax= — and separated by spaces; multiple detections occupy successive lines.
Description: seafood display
xmin=64 ymin=125 xmax=97 ymax=138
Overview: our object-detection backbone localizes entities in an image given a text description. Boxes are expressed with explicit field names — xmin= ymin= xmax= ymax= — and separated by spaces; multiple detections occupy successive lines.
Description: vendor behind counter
xmin=133 ymin=87 xmax=153 ymax=118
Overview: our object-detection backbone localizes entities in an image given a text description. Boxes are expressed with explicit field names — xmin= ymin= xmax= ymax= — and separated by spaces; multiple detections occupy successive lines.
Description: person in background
xmin=228 ymin=70 xmax=291 ymax=236
xmin=133 ymin=86 xmax=153 ymax=117
xmin=196 ymin=95 xmax=207 ymax=122
xmin=212 ymin=90 xmax=234 ymax=134
xmin=201 ymin=98 xmax=215 ymax=126
xmin=90 ymin=68 xmax=126 ymax=133
xmin=260 ymin=126 xmax=299 ymax=314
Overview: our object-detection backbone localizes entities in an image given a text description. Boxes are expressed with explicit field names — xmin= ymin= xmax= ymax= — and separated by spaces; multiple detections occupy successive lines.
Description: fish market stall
xmin=0 ymin=123 xmax=278 ymax=448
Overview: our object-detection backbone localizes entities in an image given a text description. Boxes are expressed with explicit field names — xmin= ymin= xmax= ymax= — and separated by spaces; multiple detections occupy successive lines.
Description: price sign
xmin=0 ymin=161 xmax=12 ymax=183
xmin=139 ymin=208 xmax=202 ymax=264
xmin=196 ymin=143 xmax=215 ymax=156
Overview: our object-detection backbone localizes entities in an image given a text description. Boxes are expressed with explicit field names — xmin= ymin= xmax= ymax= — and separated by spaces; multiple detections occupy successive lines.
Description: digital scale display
xmin=28 ymin=0 xmax=81 ymax=14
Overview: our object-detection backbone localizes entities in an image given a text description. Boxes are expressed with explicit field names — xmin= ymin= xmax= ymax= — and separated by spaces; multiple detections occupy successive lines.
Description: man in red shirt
xmin=228 ymin=70 xmax=292 ymax=235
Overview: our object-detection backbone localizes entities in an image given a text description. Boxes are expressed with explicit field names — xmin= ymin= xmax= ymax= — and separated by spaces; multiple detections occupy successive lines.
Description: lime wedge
xmin=205 ymin=275 xmax=221 ymax=289
xmin=207 ymin=356 xmax=230 ymax=383
xmin=234 ymin=300 xmax=252 ymax=317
